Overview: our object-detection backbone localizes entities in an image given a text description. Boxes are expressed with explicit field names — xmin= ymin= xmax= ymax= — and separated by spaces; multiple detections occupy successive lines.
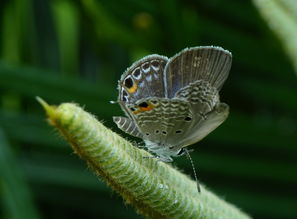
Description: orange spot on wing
xmin=132 ymin=103 xmax=155 ymax=114
xmin=140 ymin=104 xmax=154 ymax=111
xmin=127 ymin=83 xmax=138 ymax=94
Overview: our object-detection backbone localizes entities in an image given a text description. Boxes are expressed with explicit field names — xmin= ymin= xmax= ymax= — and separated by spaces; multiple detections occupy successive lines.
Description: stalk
xmin=37 ymin=97 xmax=250 ymax=219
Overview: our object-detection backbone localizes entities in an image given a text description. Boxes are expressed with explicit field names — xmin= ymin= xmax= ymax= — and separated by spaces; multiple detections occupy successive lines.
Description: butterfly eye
xmin=130 ymin=107 xmax=136 ymax=111
xmin=184 ymin=116 xmax=192 ymax=121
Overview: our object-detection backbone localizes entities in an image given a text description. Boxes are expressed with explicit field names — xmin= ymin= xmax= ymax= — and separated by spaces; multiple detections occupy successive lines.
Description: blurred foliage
xmin=254 ymin=0 xmax=297 ymax=74
xmin=0 ymin=0 xmax=296 ymax=219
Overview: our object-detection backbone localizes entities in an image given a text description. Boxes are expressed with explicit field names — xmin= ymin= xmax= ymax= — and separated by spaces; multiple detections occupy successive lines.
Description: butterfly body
xmin=114 ymin=46 xmax=232 ymax=161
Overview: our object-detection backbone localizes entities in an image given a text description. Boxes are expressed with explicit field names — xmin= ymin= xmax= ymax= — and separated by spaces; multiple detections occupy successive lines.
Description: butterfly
xmin=113 ymin=46 xmax=232 ymax=191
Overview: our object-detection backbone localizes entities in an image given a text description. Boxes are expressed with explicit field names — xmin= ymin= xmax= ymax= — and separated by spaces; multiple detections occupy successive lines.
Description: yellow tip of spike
xmin=36 ymin=96 xmax=55 ymax=117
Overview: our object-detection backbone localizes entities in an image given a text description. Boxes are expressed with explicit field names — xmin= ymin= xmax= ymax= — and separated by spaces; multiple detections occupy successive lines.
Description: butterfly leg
xmin=156 ymin=156 xmax=173 ymax=163
xmin=176 ymin=148 xmax=194 ymax=157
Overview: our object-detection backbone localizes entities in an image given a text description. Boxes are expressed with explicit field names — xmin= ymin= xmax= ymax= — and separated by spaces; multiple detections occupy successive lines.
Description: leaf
xmin=0 ymin=128 xmax=40 ymax=219
xmin=253 ymin=0 xmax=297 ymax=74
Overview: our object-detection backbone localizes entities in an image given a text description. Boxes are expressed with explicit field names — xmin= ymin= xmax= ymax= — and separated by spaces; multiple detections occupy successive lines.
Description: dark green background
xmin=0 ymin=0 xmax=296 ymax=218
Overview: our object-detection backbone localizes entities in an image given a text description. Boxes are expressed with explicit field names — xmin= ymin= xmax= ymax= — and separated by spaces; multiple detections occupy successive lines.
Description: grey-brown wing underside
xmin=164 ymin=46 xmax=232 ymax=98
xmin=174 ymin=79 xmax=219 ymax=117
xmin=118 ymin=55 xmax=168 ymax=104
xmin=178 ymin=103 xmax=229 ymax=148
xmin=125 ymin=97 xmax=193 ymax=146
xmin=113 ymin=116 xmax=143 ymax=138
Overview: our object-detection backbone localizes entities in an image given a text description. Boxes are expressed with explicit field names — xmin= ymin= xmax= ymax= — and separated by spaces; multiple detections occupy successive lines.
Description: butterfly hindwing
xmin=113 ymin=116 xmax=143 ymax=138
xmin=174 ymin=79 xmax=220 ymax=116
xmin=178 ymin=103 xmax=229 ymax=147
xmin=125 ymin=97 xmax=194 ymax=146
xmin=118 ymin=55 xmax=168 ymax=104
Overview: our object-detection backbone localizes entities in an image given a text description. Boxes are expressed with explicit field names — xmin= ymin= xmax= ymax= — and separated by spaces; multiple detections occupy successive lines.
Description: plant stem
xmin=37 ymin=97 xmax=251 ymax=219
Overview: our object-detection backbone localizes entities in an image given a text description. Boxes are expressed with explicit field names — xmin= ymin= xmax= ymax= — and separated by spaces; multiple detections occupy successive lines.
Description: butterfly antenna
xmin=184 ymin=148 xmax=201 ymax=193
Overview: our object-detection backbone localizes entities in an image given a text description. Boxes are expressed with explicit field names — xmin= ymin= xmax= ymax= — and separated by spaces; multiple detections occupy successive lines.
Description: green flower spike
xmin=37 ymin=97 xmax=250 ymax=219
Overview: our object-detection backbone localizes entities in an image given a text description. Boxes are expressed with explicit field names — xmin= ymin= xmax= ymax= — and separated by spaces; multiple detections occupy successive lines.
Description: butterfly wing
xmin=113 ymin=116 xmax=143 ymax=138
xmin=114 ymin=46 xmax=231 ymax=151
xmin=164 ymin=46 xmax=232 ymax=98
xmin=125 ymin=97 xmax=193 ymax=147
xmin=163 ymin=46 xmax=231 ymax=149
xmin=114 ymin=55 xmax=168 ymax=137
xmin=174 ymin=79 xmax=219 ymax=116
xmin=178 ymin=103 xmax=229 ymax=148
xmin=118 ymin=55 xmax=168 ymax=104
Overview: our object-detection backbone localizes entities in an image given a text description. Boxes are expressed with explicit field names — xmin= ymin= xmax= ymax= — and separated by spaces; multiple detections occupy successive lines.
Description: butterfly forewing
xmin=164 ymin=46 xmax=232 ymax=98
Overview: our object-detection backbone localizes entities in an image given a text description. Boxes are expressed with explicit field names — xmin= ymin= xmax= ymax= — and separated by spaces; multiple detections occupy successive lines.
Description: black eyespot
xmin=162 ymin=131 xmax=167 ymax=135
xmin=145 ymin=133 xmax=150 ymax=136
xmin=155 ymin=130 xmax=159 ymax=134
xmin=185 ymin=116 xmax=192 ymax=121
xmin=124 ymin=77 xmax=133 ymax=89
xmin=138 ymin=102 xmax=149 ymax=108
xmin=175 ymin=130 xmax=182 ymax=134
